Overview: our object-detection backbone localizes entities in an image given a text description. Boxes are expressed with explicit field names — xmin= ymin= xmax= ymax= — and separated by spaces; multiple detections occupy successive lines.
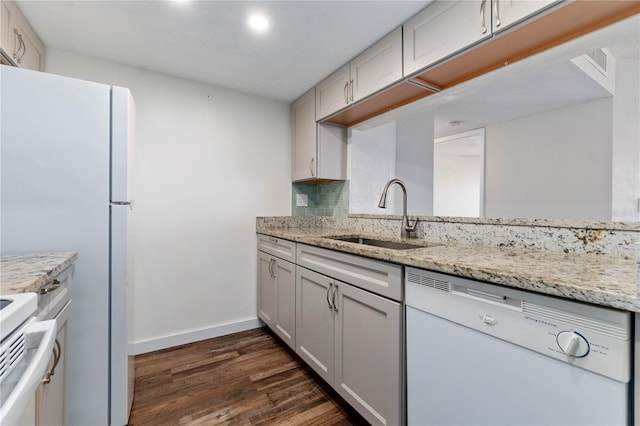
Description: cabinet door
xmin=273 ymin=258 xmax=296 ymax=350
xmin=295 ymin=266 xmax=334 ymax=384
xmin=315 ymin=64 xmax=350 ymax=121
xmin=291 ymin=88 xmax=317 ymax=181
xmin=351 ymin=27 xmax=403 ymax=103
xmin=0 ymin=1 xmax=10 ymax=56
xmin=403 ymin=0 xmax=490 ymax=76
xmin=2 ymin=0 xmax=45 ymax=70
xmin=257 ymin=251 xmax=276 ymax=328
xmin=36 ymin=301 xmax=70 ymax=426
xmin=316 ymin=123 xmax=347 ymax=181
xmin=492 ymin=0 xmax=559 ymax=32
xmin=334 ymin=282 xmax=402 ymax=426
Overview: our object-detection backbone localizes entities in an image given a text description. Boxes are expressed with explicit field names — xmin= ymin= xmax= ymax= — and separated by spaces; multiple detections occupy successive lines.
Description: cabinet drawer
xmin=296 ymin=244 xmax=402 ymax=301
xmin=257 ymin=234 xmax=296 ymax=263
xmin=37 ymin=265 xmax=72 ymax=321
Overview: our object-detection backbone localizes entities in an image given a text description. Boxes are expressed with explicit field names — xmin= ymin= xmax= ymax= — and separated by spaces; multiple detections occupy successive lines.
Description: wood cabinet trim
xmin=318 ymin=1 xmax=639 ymax=128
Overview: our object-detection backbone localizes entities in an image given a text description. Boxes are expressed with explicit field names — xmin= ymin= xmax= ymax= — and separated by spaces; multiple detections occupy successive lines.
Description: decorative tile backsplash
xmin=292 ymin=181 xmax=349 ymax=217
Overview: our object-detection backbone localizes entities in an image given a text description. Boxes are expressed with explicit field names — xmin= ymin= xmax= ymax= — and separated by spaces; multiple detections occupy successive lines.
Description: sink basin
xmin=326 ymin=236 xmax=432 ymax=250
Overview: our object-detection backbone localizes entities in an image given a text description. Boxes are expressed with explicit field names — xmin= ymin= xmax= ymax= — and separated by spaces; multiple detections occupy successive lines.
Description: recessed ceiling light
xmin=248 ymin=14 xmax=269 ymax=32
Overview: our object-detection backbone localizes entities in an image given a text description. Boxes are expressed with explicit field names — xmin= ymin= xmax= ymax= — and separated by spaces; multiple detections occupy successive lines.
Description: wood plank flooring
xmin=128 ymin=327 xmax=369 ymax=426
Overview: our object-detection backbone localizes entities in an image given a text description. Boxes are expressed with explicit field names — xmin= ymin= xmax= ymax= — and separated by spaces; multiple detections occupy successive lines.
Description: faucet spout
xmin=378 ymin=179 xmax=418 ymax=238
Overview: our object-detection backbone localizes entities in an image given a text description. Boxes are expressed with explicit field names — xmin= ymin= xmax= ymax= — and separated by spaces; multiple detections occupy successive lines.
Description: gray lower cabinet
xmin=296 ymin=267 xmax=335 ymax=383
xmin=296 ymin=265 xmax=402 ymax=426
xmin=257 ymin=250 xmax=296 ymax=350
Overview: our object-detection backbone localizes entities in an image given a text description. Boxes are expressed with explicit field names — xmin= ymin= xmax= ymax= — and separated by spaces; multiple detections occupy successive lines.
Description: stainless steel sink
xmin=326 ymin=236 xmax=433 ymax=250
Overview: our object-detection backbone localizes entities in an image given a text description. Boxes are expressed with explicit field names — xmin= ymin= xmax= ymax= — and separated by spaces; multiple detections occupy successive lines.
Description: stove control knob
xmin=557 ymin=331 xmax=589 ymax=357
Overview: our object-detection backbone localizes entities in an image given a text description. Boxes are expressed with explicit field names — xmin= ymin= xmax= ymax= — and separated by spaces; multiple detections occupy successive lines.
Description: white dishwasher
xmin=406 ymin=267 xmax=633 ymax=426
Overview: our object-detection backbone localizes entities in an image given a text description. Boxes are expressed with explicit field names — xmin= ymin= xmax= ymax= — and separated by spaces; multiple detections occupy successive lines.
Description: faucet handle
xmin=405 ymin=217 xmax=419 ymax=233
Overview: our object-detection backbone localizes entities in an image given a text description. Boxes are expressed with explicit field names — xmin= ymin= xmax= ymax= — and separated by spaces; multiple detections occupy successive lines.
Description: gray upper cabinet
xmin=0 ymin=0 xmax=45 ymax=70
xmin=315 ymin=27 xmax=403 ymax=121
xmin=492 ymin=0 xmax=559 ymax=33
xmin=403 ymin=0 xmax=562 ymax=77
xmin=315 ymin=64 xmax=351 ymax=123
xmin=403 ymin=1 xmax=492 ymax=77
xmin=291 ymin=88 xmax=347 ymax=182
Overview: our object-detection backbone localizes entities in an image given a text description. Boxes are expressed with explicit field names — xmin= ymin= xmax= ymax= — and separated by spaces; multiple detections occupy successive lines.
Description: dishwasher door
xmin=407 ymin=306 xmax=630 ymax=425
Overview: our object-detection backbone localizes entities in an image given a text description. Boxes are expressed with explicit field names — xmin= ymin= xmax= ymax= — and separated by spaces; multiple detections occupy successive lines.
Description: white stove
xmin=0 ymin=293 xmax=56 ymax=425
xmin=0 ymin=293 xmax=37 ymax=382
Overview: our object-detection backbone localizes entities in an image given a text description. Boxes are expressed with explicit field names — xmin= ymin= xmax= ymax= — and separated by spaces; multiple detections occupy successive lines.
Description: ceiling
xmin=16 ymin=0 xmax=431 ymax=102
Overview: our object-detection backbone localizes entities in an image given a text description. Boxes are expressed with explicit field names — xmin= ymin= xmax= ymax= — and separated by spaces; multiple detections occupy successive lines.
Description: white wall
xmin=396 ymin=107 xmax=434 ymax=216
xmin=349 ymin=106 xmax=434 ymax=216
xmin=611 ymin=55 xmax=640 ymax=221
xmin=46 ymin=49 xmax=291 ymax=353
xmin=349 ymin=122 xmax=397 ymax=214
xmin=484 ymin=98 xmax=613 ymax=220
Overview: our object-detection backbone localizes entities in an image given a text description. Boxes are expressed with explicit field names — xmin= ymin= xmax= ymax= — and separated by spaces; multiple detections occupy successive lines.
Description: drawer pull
xmin=40 ymin=279 xmax=62 ymax=295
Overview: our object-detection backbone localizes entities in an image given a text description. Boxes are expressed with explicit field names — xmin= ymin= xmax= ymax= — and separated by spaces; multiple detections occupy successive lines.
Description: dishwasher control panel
xmin=406 ymin=267 xmax=632 ymax=383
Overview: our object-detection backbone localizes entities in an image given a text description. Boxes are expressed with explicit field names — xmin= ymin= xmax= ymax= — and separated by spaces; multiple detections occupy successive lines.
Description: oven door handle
xmin=0 ymin=319 xmax=57 ymax=425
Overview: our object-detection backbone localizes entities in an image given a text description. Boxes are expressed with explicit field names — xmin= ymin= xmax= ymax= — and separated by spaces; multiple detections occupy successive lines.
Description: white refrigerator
xmin=0 ymin=65 xmax=134 ymax=426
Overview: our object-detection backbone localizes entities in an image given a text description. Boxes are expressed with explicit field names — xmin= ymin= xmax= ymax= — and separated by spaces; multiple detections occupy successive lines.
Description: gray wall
xmin=484 ymin=98 xmax=613 ymax=220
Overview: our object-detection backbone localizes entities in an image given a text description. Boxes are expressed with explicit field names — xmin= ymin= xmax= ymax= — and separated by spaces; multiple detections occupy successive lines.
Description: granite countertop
xmin=0 ymin=252 xmax=78 ymax=295
xmin=257 ymin=227 xmax=640 ymax=313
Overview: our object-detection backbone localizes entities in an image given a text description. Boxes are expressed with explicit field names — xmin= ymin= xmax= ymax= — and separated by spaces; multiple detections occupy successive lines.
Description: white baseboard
xmin=129 ymin=318 xmax=262 ymax=355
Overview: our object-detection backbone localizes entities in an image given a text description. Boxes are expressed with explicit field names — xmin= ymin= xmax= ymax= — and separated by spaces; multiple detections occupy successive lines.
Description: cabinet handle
xmin=40 ymin=279 xmax=62 ymax=295
xmin=349 ymin=79 xmax=354 ymax=103
xmin=42 ymin=339 xmax=62 ymax=385
xmin=309 ymin=158 xmax=315 ymax=177
xmin=268 ymin=258 xmax=275 ymax=278
xmin=326 ymin=282 xmax=334 ymax=309
xmin=343 ymin=81 xmax=349 ymax=104
xmin=494 ymin=0 xmax=501 ymax=28
xmin=331 ymin=284 xmax=339 ymax=312
xmin=480 ymin=0 xmax=487 ymax=34
xmin=13 ymin=29 xmax=26 ymax=64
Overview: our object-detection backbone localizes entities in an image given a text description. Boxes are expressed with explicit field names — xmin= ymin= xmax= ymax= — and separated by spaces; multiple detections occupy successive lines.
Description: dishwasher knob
xmin=556 ymin=331 xmax=589 ymax=357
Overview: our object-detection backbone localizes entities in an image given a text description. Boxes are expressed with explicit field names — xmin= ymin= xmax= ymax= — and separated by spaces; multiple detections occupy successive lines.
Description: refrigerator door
xmin=1 ymin=65 xmax=111 ymax=424
xmin=109 ymin=86 xmax=135 ymax=426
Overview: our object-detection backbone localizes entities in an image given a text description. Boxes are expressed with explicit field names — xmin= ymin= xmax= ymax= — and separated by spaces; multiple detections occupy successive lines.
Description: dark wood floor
xmin=128 ymin=327 xmax=368 ymax=426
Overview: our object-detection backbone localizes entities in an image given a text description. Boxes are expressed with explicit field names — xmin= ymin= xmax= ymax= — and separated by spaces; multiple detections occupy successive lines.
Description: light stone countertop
xmin=0 ymin=252 xmax=78 ymax=295
xmin=257 ymin=227 xmax=640 ymax=313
